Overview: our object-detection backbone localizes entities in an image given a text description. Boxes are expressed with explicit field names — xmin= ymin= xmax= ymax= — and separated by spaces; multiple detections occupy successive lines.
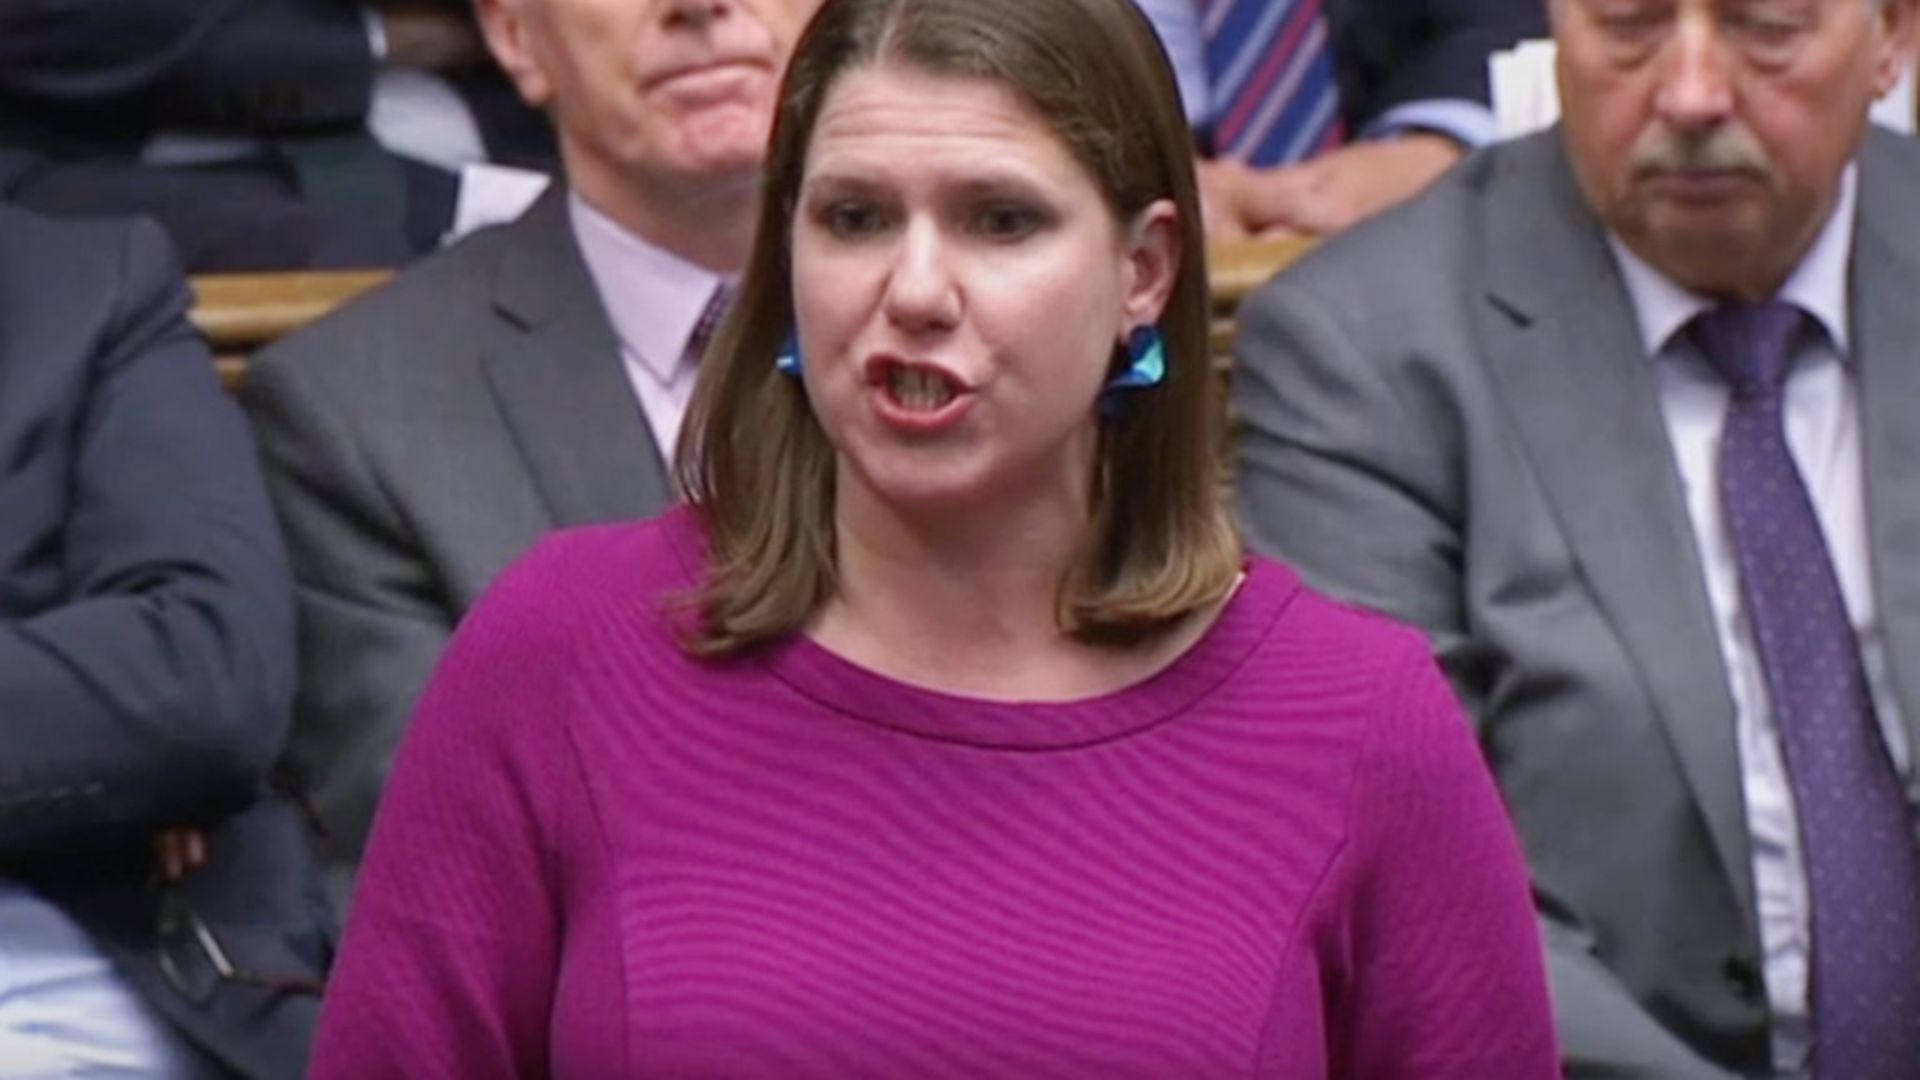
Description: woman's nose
xmin=880 ymin=218 xmax=962 ymax=334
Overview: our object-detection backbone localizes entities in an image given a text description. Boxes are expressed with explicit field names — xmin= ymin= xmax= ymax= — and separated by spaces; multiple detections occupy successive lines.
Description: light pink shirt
xmin=568 ymin=193 xmax=729 ymax=465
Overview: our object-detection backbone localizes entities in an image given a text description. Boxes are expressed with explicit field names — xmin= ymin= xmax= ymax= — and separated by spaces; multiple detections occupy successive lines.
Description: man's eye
xmin=971 ymin=203 xmax=1045 ymax=240
xmin=1597 ymin=10 xmax=1665 ymax=38
xmin=1729 ymin=13 xmax=1805 ymax=53
xmin=1586 ymin=0 xmax=1667 ymax=38
xmin=822 ymin=202 xmax=886 ymax=238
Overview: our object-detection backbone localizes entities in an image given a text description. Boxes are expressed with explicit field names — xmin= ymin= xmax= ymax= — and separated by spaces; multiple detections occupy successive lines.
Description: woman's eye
xmin=821 ymin=202 xmax=887 ymax=238
xmin=971 ymin=203 xmax=1046 ymax=241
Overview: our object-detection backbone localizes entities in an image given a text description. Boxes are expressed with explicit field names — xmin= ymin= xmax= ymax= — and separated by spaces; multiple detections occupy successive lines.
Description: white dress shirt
xmin=567 ymin=193 xmax=730 ymax=466
xmin=361 ymin=10 xmax=488 ymax=173
xmin=1608 ymin=165 xmax=1913 ymax=1078
xmin=0 ymin=884 xmax=219 ymax=1078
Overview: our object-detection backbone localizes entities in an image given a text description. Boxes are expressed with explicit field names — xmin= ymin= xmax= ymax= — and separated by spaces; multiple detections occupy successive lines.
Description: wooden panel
xmin=1209 ymin=236 xmax=1314 ymax=371
xmin=1210 ymin=236 xmax=1315 ymax=309
xmin=188 ymin=240 xmax=1308 ymax=394
xmin=191 ymin=270 xmax=390 ymax=349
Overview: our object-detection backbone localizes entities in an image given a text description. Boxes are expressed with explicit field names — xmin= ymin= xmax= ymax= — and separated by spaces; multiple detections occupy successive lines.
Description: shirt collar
xmin=567 ymin=191 xmax=730 ymax=385
xmin=1607 ymin=163 xmax=1856 ymax=361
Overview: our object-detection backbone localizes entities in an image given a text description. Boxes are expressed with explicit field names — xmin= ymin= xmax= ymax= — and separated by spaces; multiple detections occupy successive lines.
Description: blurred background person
xmin=1134 ymin=0 xmax=1544 ymax=239
xmin=241 ymin=0 xmax=818 ymax=910
xmin=308 ymin=0 xmax=1556 ymax=1075
xmin=0 ymin=205 xmax=330 ymax=1078
xmin=0 ymin=0 xmax=555 ymax=272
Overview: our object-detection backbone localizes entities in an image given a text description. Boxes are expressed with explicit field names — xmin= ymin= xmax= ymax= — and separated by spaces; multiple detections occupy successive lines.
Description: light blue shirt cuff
xmin=1130 ymin=0 xmax=1210 ymax=128
xmin=363 ymin=6 xmax=388 ymax=62
xmin=1362 ymin=100 xmax=1496 ymax=149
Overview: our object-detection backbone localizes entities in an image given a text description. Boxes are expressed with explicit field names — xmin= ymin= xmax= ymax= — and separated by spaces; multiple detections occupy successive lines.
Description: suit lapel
xmin=480 ymin=187 xmax=673 ymax=528
xmin=1476 ymin=132 xmax=1754 ymax=920
xmin=1852 ymin=131 xmax=1920 ymax=812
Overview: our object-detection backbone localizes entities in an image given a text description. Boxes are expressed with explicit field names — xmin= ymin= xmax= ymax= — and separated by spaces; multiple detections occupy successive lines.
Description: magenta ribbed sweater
xmin=311 ymin=509 xmax=1556 ymax=1078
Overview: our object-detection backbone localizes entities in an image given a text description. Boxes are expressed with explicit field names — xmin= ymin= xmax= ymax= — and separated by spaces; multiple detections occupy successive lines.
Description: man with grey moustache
xmin=242 ymin=0 xmax=819 ymax=911
xmin=1231 ymin=0 xmax=1920 ymax=1076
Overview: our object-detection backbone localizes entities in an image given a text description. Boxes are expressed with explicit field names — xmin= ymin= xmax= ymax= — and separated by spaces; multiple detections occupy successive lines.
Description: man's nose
xmin=664 ymin=0 xmax=732 ymax=30
xmin=1652 ymin=14 xmax=1738 ymax=133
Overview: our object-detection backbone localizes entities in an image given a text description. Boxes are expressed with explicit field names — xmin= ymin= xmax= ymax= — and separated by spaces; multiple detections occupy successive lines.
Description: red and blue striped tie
xmin=1199 ymin=0 xmax=1344 ymax=166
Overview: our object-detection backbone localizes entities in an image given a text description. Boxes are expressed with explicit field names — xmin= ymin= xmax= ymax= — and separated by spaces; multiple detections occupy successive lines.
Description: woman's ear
xmin=474 ymin=0 xmax=555 ymax=109
xmin=1119 ymin=198 xmax=1182 ymax=336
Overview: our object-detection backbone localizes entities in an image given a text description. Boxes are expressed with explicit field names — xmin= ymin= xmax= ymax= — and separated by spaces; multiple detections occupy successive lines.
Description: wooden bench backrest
xmin=191 ymin=271 xmax=390 ymax=391
xmin=189 ymin=238 xmax=1313 ymax=392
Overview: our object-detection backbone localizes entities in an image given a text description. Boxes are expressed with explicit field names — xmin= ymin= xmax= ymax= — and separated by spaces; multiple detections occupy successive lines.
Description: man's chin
xmin=1641 ymin=228 xmax=1776 ymax=299
xmin=670 ymin=112 xmax=773 ymax=175
xmin=660 ymin=148 xmax=764 ymax=197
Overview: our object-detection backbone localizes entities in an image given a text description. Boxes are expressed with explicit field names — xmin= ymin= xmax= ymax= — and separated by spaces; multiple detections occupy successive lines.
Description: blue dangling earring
xmin=1103 ymin=325 xmax=1166 ymax=403
xmin=774 ymin=333 xmax=803 ymax=376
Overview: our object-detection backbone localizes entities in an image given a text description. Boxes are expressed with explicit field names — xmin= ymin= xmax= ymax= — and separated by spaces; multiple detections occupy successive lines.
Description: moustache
xmin=1630 ymin=125 xmax=1769 ymax=175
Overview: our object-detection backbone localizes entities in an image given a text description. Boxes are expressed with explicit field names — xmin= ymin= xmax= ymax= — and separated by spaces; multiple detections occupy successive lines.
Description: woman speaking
xmin=310 ymin=0 xmax=1557 ymax=1074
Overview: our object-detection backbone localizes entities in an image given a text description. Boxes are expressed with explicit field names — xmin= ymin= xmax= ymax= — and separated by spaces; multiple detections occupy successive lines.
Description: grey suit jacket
xmin=1231 ymin=128 xmax=1920 ymax=1077
xmin=242 ymin=187 xmax=674 ymax=907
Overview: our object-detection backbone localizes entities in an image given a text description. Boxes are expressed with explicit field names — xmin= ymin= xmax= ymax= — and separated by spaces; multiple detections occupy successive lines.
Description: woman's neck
xmin=810 ymin=475 xmax=1206 ymax=702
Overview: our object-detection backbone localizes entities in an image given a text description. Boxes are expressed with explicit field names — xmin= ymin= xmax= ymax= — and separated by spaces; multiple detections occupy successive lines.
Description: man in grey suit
xmin=1232 ymin=0 xmax=1919 ymax=1076
xmin=242 ymin=0 xmax=817 ymax=909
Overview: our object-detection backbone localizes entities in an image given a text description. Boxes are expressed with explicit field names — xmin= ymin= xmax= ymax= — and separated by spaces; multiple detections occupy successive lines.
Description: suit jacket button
xmin=1722 ymin=956 xmax=1762 ymax=1002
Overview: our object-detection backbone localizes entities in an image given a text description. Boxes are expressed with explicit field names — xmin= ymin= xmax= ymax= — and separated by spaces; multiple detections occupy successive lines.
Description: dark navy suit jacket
xmin=0 ymin=0 xmax=552 ymax=272
xmin=0 ymin=205 xmax=331 ymax=1078
xmin=1325 ymin=0 xmax=1545 ymax=133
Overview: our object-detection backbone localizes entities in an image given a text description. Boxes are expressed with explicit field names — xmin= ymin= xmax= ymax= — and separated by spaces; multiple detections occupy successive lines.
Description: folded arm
xmin=0 ymin=218 xmax=295 ymax=854
xmin=1194 ymin=0 xmax=1547 ymax=238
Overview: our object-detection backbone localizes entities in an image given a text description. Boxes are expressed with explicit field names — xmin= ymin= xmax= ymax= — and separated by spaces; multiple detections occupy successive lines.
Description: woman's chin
xmin=840 ymin=455 xmax=1003 ymax=517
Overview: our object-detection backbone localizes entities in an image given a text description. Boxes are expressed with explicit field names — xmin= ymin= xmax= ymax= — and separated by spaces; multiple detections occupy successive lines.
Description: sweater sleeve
xmin=308 ymin=538 xmax=589 ymax=1080
xmin=1327 ymin=642 xmax=1560 ymax=1078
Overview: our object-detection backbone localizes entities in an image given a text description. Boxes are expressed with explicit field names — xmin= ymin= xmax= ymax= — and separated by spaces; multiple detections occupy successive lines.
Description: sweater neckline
xmin=760 ymin=559 xmax=1298 ymax=750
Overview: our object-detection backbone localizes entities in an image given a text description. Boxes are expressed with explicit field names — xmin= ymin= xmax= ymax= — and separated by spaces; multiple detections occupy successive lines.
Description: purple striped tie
xmin=1198 ymin=0 xmax=1344 ymax=167
xmin=1693 ymin=303 xmax=1920 ymax=1080
xmin=684 ymin=284 xmax=732 ymax=368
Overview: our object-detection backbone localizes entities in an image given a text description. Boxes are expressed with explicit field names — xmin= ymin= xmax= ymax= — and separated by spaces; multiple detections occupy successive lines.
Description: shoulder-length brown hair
xmin=676 ymin=0 xmax=1239 ymax=657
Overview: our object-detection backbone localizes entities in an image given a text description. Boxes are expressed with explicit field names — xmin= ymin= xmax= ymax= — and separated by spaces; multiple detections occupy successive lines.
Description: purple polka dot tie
xmin=1694 ymin=303 xmax=1920 ymax=1080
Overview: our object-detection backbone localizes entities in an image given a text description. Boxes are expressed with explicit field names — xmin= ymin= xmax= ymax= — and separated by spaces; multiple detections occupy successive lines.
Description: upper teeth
xmin=889 ymin=367 xmax=955 ymax=411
